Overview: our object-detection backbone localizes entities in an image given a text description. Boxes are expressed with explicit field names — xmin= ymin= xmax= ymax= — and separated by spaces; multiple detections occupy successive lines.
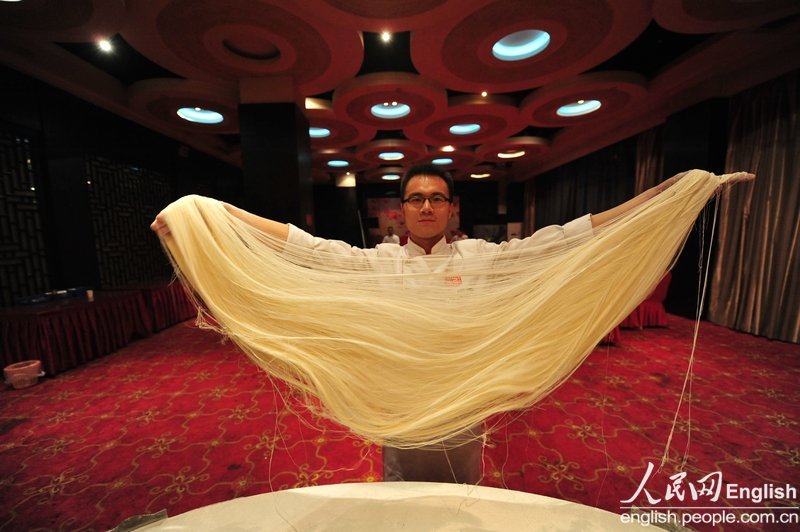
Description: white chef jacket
xmin=287 ymin=214 xmax=593 ymax=261
xmin=285 ymin=214 xmax=594 ymax=291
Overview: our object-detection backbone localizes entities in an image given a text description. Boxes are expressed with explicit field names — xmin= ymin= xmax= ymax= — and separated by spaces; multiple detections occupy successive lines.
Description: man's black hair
xmin=400 ymin=163 xmax=454 ymax=200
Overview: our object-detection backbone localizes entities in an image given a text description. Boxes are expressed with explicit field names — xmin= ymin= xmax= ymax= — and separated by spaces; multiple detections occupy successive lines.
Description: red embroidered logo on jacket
xmin=445 ymin=275 xmax=462 ymax=286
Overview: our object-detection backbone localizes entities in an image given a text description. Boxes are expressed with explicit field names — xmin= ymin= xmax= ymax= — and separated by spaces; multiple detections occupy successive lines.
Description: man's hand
xmin=150 ymin=212 xmax=171 ymax=238
xmin=723 ymin=172 xmax=755 ymax=185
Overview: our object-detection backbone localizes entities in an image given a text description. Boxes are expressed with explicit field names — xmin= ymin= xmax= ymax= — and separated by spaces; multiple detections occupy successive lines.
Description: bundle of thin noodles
xmin=157 ymin=169 xmax=740 ymax=448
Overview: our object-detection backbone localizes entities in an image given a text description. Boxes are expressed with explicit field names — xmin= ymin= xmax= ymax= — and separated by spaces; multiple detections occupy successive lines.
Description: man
xmin=382 ymin=226 xmax=400 ymax=244
xmin=152 ymin=164 xmax=753 ymax=484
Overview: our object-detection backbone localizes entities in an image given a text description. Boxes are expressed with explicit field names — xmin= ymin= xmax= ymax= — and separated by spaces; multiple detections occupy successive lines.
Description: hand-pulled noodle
xmin=157 ymin=169 xmax=741 ymax=448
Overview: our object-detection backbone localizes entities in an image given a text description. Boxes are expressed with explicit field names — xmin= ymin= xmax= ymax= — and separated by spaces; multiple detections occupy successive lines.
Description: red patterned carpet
xmin=1 ymin=315 xmax=798 ymax=531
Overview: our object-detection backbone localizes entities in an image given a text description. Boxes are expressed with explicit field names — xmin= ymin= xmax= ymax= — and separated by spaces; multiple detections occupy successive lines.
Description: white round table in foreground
xmin=139 ymin=482 xmax=646 ymax=531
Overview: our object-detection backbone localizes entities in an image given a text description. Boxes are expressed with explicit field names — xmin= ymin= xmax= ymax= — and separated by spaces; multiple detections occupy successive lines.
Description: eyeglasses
xmin=401 ymin=193 xmax=452 ymax=208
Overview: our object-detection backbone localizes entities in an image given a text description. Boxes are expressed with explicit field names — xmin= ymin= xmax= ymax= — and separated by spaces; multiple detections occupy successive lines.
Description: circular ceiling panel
xmin=654 ymin=0 xmax=800 ymax=34
xmin=363 ymin=166 xmax=406 ymax=183
xmin=403 ymin=94 xmax=524 ymax=147
xmin=305 ymin=98 xmax=376 ymax=149
xmin=0 ymin=0 xmax=125 ymax=41
xmin=452 ymin=164 xmax=509 ymax=181
xmin=475 ymin=136 xmax=549 ymax=163
xmin=333 ymin=72 xmax=448 ymax=129
xmin=291 ymin=0 xmax=472 ymax=32
xmin=419 ymin=147 xmax=478 ymax=170
xmin=411 ymin=0 xmax=650 ymax=93
xmin=355 ymin=139 xmax=428 ymax=167
xmin=128 ymin=78 xmax=240 ymax=134
xmin=123 ymin=0 xmax=362 ymax=95
xmin=521 ymin=71 xmax=647 ymax=128
xmin=312 ymin=149 xmax=370 ymax=172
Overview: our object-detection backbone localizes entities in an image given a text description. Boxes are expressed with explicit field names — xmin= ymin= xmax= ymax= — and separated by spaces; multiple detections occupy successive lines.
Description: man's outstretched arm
xmin=590 ymin=171 xmax=754 ymax=228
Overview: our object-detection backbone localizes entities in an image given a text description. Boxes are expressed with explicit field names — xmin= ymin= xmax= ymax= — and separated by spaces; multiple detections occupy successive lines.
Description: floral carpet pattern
xmin=1 ymin=315 xmax=798 ymax=531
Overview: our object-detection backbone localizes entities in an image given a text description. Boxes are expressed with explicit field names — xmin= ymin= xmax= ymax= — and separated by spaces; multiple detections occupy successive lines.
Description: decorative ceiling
xmin=1 ymin=0 xmax=798 ymax=184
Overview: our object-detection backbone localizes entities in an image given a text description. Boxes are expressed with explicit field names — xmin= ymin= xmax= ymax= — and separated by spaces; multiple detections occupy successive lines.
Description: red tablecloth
xmin=0 ymin=291 xmax=153 ymax=376
xmin=141 ymin=282 xmax=196 ymax=332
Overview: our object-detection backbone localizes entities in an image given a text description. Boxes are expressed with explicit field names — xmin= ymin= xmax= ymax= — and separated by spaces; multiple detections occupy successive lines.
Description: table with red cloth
xmin=137 ymin=282 xmax=196 ymax=332
xmin=0 ymin=291 xmax=154 ymax=377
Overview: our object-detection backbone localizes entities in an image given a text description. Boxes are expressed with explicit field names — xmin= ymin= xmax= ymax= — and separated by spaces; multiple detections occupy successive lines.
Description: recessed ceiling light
xmin=470 ymin=173 xmax=491 ymax=179
xmin=379 ymin=152 xmax=404 ymax=161
xmin=381 ymin=31 xmax=392 ymax=43
xmin=432 ymin=158 xmax=453 ymax=165
xmin=556 ymin=99 xmax=602 ymax=117
xmin=449 ymin=123 xmax=481 ymax=135
xmin=97 ymin=39 xmax=113 ymax=53
xmin=480 ymin=91 xmax=488 ymax=97
xmin=382 ymin=173 xmax=401 ymax=181
xmin=177 ymin=107 xmax=224 ymax=124
xmin=327 ymin=160 xmax=349 ymax=167
xmin=441 ymin=145 xmax=455 ymax=152
xmin=492 ymin=29 xmax=550 ymax=61
xmin=309 ymin=127 xmax=331 ymax=138
xmin=497 ymin=150 xmax=526 ymax=159
xmin=370 ymin=102 xmax=411 ymax=119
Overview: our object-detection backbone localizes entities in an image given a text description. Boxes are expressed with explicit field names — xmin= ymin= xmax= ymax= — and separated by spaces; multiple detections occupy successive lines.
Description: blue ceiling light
xmin=378 ymin=152 xmax=404 ymax=161
xmin=382 ymin=174 xmax=401 ymax=181
xmin=492 ymin=29 xmax=551 ymax=61
xmin=449 ymin=123 xmax=481 ymax=135
xmin=432 ymin=158 xmax=453 ymax=165
xmin=309 ymin=127 xmax=331 ymax=138
xmin=327 ymin=160 xmax=349 ymax=167
xmin=177 ymin=107 xmax=224 ymax=124
xmin=370 ymin=101 xmax=411 ymax=119
xmin=556 ymin=99 xmax=602 ymax=117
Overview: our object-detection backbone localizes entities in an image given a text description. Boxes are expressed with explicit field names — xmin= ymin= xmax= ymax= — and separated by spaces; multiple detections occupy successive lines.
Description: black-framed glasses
xmin=401 ymin=193 xmax=452 ymax=208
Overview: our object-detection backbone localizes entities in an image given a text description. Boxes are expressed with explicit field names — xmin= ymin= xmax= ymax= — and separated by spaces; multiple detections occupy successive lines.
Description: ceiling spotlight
xmin=492 ymin=29 xmax=550 ymax=61
xmin=481 ymin=91 xmax=488 ymax=97
xmin=382 ymin=173 xmax=401 ymax=181
xmin=449 ymin=123 xmax=481 ymax=135
xmin=497 ymin=150 xmax=526 ymax=159
xmin=441 ymin=145 xmax=455 ymax=152
xmin=327 ymin=160 xmax=349 ymax=168
xmin=370 ymin=102 xmax=411 ymax=119
xmin=378 ymin=152 xmax=404 ymax=161
xmin=556 ymin=99 xmax=602 ymax=117
xmin=381 ymin=31 xmax=392 ymax=43
xmin=97 ymin=39 xmax=113 ymax=53
xmin=309 ymin=127 xmax=331 ymax=138
xmin=470 ymin=173 xmax=491 ymax=179
xmin=432 ymin=158 xmax=453 ymax=165
xmin=177 ymin=107 xmax=224 ymax=124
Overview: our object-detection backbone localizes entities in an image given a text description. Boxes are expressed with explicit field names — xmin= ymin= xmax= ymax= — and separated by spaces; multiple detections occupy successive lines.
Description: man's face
xmin=401 ymin=175 xmax=453 ymax=241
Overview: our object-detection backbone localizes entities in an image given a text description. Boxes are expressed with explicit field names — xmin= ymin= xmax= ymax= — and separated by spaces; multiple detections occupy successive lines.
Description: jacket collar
xmin=404 ymin=236 xmax=449 ymax=257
